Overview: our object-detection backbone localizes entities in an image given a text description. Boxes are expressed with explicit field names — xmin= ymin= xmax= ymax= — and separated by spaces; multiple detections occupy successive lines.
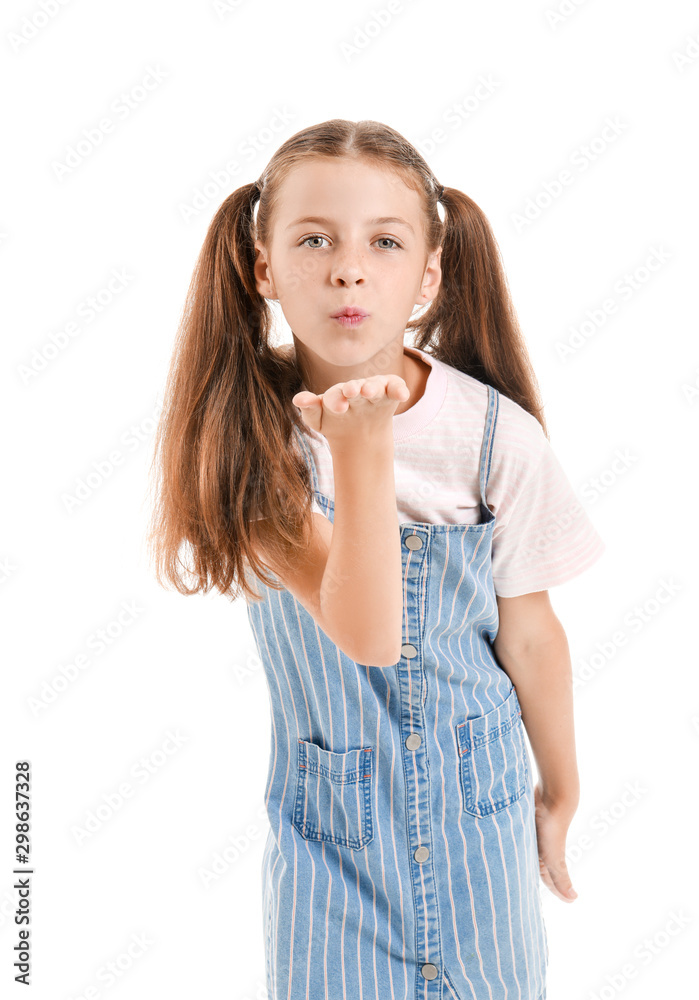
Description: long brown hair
xmin=146 ymin=118 xmax=548 ymax=604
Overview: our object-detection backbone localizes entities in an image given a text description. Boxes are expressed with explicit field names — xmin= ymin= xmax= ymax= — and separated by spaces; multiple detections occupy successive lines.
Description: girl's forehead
xmin=279 ymin=160 xmax=416 ymax=196
xmin=273 ymin=167 xmax=423 ymax=228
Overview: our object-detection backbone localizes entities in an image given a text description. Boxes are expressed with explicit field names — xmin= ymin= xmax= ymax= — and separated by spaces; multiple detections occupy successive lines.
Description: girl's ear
xmin=418 ymin=245 xmax=443 ymax=305
xmin=253 ymin=241 xmax=276 ymax=299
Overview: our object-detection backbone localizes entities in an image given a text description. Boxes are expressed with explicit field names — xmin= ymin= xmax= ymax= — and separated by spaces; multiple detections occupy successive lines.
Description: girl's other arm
xmin=493 ymin=590 xmax=581 ymax=902
xmin=493 ymin=590 xmax=579 ymax=803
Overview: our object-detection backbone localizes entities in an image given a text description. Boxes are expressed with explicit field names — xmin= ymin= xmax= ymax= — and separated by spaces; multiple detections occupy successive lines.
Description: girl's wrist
xmin=537 ymin=781 xmax=580 ymax=815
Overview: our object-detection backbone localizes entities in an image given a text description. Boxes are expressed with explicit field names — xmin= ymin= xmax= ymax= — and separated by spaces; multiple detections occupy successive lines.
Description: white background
xmin=2 ymin=1 xmax=698 ymax=998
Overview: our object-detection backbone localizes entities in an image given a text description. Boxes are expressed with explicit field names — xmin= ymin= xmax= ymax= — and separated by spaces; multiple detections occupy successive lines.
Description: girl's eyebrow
xmin=286 ymin=215 xmax=415 ymax=234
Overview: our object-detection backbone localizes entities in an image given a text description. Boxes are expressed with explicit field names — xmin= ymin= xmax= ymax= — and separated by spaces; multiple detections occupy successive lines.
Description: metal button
xmin=404 ymin=534 xmax=423 ymax=550
xmin=414 ymin=845 xmax=429 ymax=863
xmin=401 ymin=643 xmax=417 ymax=659
xmin=421 ymin=963 xmax=439 ymax=980
xmin=405 ymin=733 xmax=422 ymax=751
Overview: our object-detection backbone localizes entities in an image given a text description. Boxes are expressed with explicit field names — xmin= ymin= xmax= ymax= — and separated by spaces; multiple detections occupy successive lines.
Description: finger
xmin=293 ymin=393 xmax=323 ymax=431
xmin=383 ymin=376 xmax=410 ymax=400
xmin=539 ymin=854 xmax=577 ymax=903
xmin=358 ymin=379 xmax=384 ymax=399
xmin=341 ymin=379 xmax=363 ymax=398
xmin=354 ymin=380 xmax=393 ymax=403
xmin=352 ymin=375 xmax=408 ymax=401
xmin=548 ymin=856 xmax=577 ymax=901
xmin=322 ymin=383 xmax=352 ymax=412
xmin=292 ymin=391 xmax=320 ymax=408
xmin=538 ymin=858 xmax=560 ymax=899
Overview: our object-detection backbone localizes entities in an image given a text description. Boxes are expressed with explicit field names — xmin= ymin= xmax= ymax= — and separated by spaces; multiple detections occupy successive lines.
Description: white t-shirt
xmin=302 ymin=345 xmax=605 ymax=598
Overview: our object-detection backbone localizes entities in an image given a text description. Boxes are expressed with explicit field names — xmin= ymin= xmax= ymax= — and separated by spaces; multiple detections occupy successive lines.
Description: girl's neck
xmin=395 ymin=346 xmax=430 ymax=415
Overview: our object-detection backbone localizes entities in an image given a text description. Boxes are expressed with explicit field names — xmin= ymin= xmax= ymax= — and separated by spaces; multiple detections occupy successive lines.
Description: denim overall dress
xmin=245 ymin=384 xmax=549 ymax=1000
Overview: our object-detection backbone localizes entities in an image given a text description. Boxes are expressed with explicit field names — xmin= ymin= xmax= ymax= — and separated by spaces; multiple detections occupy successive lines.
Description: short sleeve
xmin=491 ymin=434 xmax=605 ymax=598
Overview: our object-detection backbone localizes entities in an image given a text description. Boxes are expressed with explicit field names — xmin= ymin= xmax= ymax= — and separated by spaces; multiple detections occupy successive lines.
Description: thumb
xmin=292 ymin=392 xmax=323 ymax=433
xmin=540 ymin=853 xmax=578 ymax=902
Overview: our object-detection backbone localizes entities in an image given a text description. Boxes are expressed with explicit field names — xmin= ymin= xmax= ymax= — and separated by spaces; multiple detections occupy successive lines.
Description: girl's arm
xmin=493 ymin=590 xmax=581 ymax=902
xmin=323 ymin=428 xmax=403 ymax=667
xmin=250 ymin=427 xmax=403 ymax=668
xmin=493 ymin=590 xmax=579 ymax=802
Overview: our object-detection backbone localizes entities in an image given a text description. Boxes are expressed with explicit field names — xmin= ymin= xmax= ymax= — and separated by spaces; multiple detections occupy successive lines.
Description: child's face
xmin=254 ymin=158 xmax=442 ymax=376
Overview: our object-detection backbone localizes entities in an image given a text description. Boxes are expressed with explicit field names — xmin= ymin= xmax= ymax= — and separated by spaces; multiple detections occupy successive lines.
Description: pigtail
xmin=408 ymin=185 xmax=548 ymax=439
xmin=146 ymin=183 xmax=315 ymax=603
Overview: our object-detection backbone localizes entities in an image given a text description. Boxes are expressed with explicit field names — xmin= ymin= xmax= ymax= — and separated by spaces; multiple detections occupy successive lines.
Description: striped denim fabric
xmin=246 ymin=384 xmax=549 ymax=999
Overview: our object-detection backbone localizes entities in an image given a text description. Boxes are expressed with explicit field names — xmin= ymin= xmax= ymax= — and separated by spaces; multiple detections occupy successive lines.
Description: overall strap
xmin=293 ymin=424 xmax=320 ymax=494
xmin=478 ymin=384 xmax=500 ymax=509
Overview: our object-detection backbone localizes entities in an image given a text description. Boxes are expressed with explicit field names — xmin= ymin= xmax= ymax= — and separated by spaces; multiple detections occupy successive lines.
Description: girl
xmin=148 ymin=119 xmax=604 ymax=1000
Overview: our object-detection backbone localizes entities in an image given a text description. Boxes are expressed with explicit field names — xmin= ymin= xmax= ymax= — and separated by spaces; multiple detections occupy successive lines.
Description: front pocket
xmin=293 ymin=738 xmax=374 ymax=850
xmin=456 ymin=687 xmax=529 ymax=817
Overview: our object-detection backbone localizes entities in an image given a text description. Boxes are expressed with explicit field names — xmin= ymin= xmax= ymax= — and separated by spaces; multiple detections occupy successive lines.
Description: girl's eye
xmin=301 ymin=235 xmax=329 ymax=249
xmin=299 ymin=235 xmax=401 ymax=250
